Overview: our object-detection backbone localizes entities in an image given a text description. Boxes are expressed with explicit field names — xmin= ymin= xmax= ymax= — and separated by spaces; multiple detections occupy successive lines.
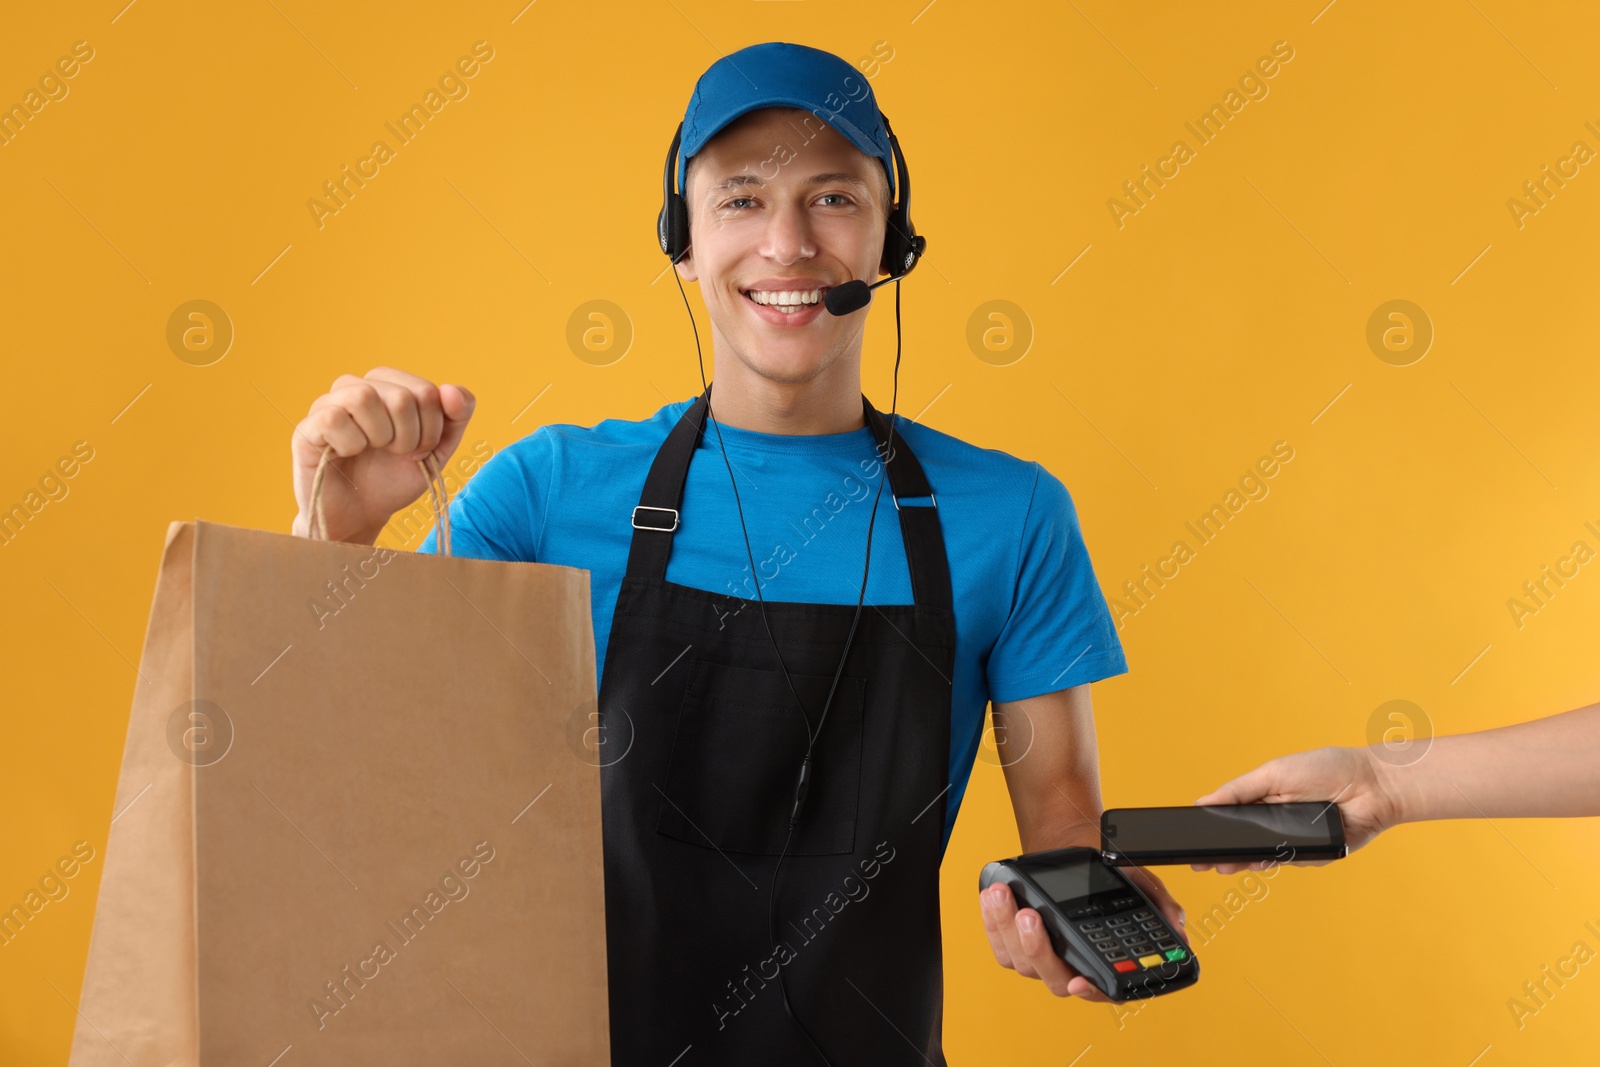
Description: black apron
xmin=595 ymin=385 xmax=956 ymax=1065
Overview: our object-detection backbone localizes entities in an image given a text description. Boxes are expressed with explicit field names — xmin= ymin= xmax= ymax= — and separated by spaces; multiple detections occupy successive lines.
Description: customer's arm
xmin=1194 ymin=700 xmax=1600 ymax=873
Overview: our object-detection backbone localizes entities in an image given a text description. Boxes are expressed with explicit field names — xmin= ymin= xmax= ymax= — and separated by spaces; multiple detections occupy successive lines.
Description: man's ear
xmin=675 ymin=248 xmax=698 ymax=283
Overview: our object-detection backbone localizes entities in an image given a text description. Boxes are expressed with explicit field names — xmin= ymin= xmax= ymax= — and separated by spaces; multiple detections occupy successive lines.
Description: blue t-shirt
xmin=419 ymin=396 xmax=1127 ymax=852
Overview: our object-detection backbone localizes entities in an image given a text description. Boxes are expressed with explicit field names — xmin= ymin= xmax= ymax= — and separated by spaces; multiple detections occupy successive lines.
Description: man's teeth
xmin=746 ymin=289 xmax=824 ymax=310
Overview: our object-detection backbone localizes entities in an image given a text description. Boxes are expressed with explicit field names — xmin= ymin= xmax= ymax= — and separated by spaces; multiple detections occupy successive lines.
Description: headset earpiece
xmin=659 ymin=122 xmax=691 ymax=264
xmin=878 ymin=115 xmax=927 ymax=279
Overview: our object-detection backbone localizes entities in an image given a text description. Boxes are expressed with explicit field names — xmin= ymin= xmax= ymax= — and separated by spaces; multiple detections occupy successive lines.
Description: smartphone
xmin=979 ymin=846 xmax=1199 ymax=1003
xmin=1100 ymin=802 xmax=1348 ymax=866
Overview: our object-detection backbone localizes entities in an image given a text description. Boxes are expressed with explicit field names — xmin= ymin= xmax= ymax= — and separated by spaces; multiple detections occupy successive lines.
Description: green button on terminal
xmin=1164 ymin=948 xmax=1188 ymax=962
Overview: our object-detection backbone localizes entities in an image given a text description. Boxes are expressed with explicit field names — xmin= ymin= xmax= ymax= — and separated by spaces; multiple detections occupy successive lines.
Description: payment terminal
xmin=979 ymin=846 xmax=1198 ymax=1003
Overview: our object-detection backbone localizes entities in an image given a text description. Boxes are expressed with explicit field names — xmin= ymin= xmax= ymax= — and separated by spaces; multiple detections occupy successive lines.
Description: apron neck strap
xmin=625 ymin=385 xmax=953 ymax=611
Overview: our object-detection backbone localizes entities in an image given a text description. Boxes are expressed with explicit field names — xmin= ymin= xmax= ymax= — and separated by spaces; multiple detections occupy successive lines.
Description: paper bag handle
xmin=308 ymin=445 xmax=453 ymax=557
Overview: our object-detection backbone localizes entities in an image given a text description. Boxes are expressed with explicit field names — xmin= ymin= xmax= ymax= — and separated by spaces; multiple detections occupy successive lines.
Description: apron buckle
xmin=631 ymin=505 xmax=680 ymax=532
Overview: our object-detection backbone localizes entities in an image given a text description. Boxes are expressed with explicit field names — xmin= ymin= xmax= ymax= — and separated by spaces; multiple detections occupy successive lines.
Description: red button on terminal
xmin=1113 ymin=960 xmax=1138 ymax=973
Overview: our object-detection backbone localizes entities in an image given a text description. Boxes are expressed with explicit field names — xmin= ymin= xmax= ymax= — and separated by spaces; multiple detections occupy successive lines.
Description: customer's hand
xmin=290 ymin=368 xmax=475 ymax=544
xmin=1191 ymin=746 xmax=1401 ymax=873
xmin=979 ymin=865 xmax=1186 ymax=1001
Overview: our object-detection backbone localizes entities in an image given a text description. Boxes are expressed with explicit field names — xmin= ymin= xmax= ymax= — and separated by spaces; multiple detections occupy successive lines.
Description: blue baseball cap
xmin=677 ymin=42 xmax=896 ymax=204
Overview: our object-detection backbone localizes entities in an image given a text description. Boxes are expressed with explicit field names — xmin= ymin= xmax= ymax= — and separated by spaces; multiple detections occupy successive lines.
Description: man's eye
xmin=723 ymin=195 xmax=852 ymax=210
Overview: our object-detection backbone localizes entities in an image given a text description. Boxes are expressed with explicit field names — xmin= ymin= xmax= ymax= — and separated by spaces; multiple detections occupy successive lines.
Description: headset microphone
xmin=824 ymin=256 xmax=925 ymax=316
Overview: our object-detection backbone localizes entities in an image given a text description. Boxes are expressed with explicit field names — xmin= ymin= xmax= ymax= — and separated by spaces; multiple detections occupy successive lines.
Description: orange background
xmin=3 ymin=1 xmax=1598 ymax=1063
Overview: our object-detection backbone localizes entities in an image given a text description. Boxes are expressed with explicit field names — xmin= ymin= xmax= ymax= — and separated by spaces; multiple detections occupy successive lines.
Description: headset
xmin=660 ymin=113 xmax=925 ymax=279
xmin=658 ymin=110 xmax=926 ymax=1066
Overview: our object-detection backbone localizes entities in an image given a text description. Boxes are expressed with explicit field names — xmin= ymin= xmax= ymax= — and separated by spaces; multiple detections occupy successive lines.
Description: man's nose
xmin=760 ymin=199 xmax=816 ymax=263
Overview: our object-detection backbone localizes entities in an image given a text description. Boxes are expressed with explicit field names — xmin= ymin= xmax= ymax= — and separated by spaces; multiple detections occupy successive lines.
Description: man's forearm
xmin=1017 ymin=775 xmax=1102 ymax=854
xmin=1022 ymin=819 xmax=1101 ymax=854
xmin=993 ymin=686 xmax=1105 ymax=854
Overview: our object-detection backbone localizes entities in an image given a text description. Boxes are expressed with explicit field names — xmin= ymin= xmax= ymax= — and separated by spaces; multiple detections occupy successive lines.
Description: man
xmin=290 ymin=40 xmax=1186 ymax=1064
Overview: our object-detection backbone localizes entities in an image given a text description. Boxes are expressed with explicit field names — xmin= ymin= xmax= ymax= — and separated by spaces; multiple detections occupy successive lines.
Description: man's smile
xmin=740 ymin=278 xmax=837 ymax=326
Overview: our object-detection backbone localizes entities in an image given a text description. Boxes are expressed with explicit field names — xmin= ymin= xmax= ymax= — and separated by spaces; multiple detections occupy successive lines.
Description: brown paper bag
xmin=70 ymin=452 xmax=609 ymax=1065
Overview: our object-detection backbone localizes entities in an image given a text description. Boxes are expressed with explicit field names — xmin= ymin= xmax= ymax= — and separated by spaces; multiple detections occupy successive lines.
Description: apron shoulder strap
xmin=625 ymin=387 xmax=953 ymax=612
xmin=624 ymin=388 xmax=710 ymax=583
xmin=863 ymin=396 xmax=953 ymax=612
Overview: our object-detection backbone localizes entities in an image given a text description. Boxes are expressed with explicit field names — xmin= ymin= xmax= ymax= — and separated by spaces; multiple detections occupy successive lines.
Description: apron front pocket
xmin=655 ymin=657 xmax=865 ymax=856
